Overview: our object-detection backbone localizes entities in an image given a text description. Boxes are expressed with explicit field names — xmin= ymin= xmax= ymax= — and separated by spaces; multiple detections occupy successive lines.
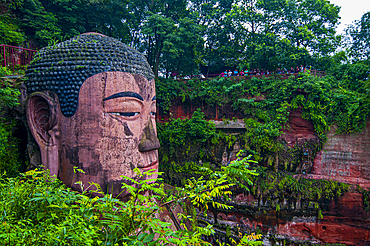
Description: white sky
xmin=329 ymin=0 xmax=370 ymax=34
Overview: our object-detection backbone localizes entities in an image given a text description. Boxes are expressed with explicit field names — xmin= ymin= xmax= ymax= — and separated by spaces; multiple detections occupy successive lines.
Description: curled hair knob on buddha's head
xmin=26 ymin=33 xmax=154 ymax=117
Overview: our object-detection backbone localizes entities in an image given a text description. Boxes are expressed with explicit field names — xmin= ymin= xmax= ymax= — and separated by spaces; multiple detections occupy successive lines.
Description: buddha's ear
xmin=26 ymin=92 xmax=59 ymax=146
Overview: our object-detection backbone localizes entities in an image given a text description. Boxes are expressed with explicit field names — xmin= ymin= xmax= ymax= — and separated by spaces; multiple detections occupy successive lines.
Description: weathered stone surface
xmin=211 ymin=119 xmax=246 ymax=129
xmin=312 ymin=121 xmax=370 ymax=187
xmin=279 ymin=108 xmax=318 ymax=147
xmin=205 ymin=191 xmax=370 ymax=245
xmin=276 ymin=220 xmax=370 ymax=245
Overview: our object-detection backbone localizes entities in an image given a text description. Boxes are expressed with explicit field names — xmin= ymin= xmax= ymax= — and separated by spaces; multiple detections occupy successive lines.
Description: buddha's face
xmin=57 ymin=71 xmax=160 ymax=196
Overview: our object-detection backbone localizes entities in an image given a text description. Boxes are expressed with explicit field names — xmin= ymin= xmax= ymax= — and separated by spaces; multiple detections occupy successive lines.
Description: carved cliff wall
xmin=159 ymin=98 xmax=370 ymax=245
xmin=310 ymin=122 xmax=370 ymax=188
xmin=159 ymin=97 xmax=370 ymax=186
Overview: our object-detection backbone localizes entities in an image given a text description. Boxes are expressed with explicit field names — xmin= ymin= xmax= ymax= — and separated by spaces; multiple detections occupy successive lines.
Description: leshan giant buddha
xmin=25 ymin=33 xmax=160 ymax=197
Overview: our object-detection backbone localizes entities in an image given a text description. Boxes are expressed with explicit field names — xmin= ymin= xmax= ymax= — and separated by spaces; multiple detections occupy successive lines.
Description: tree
xmin=39 ymin=0 xmax=90 ymax=39
xmin=142 ymin=13 xmax=177 ymax=78
xmin=0 ymin=0 xmax=25 ymax=45
xmin=188 ymin=0 xmax=239 ymax=74
xmin=346 ymin=11 xmax=370 ymax=61
xmin=139 ymin=0 xmax=191 ymax=78
xmin=85 ymin=0 xmax=132 ymax=43
xmin=6 ymin=0 xmax=343 ymax=71
xmin=0 ymin=19 xmax=25 ymax=45
xmin=192 ymin=0 xmax=341 ymax=72
xmin=278 ymin=0 xmax=341 ymax=56
xmin=162 ymin=16 xmax=204 ymax=77
xmin=13 ymin=0 xmax=61 ymax=46
xmin=11 ymin=0 xmax=137 ymax=47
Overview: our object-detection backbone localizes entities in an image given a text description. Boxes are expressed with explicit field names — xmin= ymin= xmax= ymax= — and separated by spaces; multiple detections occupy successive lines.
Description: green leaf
xmin=138 ymin=233 xmax=147 ymax=241
xmin=143 ymin=233 xmax=155 ymax=243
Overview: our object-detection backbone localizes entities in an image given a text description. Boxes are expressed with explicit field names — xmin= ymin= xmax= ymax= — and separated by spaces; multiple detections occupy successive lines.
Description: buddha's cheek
xmin=94 ymin=115 xmax=143 ymax=181
xmin=94 ymin=137 xmax=142 ymax=181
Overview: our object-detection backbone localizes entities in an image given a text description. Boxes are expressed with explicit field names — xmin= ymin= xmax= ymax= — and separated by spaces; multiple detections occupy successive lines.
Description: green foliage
xmin=0 ymin=169 xmax=100 ymax=245
xmin=9 ymin=0 xmax=134 ymax=47
xmin=13 ymin=0 xmax=62 ymax=46
xmin=88 ymin=0 xmax=132 ymax=43
xmin=0 ymin=19 xmax=25 ymax=45
xmin=215 ymin=151 xmax=259 ymax=191
xmin=172 ymin=155 xmax=259 ymax=245
xmin=0 ymin=0 xmax=25 ymax=45
xmin=0 ymin=67 xmax=11 ymax=77
xmin=236 ymin=233 xmax=263 ymax=246
xmin=0 ymin=166 xmax=239 ymax=245
xmin=158 ymin=109 xmax=219 ymax=174
xmin=142 ymin=12 xmax=176 ymax=78
xmin=191 ymin=0 xmax=340 ymax=72
xmin=358 ymin=186 xmax=370 ymax=213
xmin=3 ymin=0 xmax=345 ymax=73
xmin=156 ymin=77 xmax=236 ymax=112
xmin=162 ymin=16 xmax=204 ymax=77
xmin=250 ymin=168 xmax=349 ymax=210
xmin=0 ymin=77 xmax=22 ymax=177
xmin=0 ymin=120 xmax=22 ymax=177
xmin=157 ymin=72 xmax=370 ymax=170
xmin=158 ymin=108 xmax=216 ymax=146
xmin=155 ymin=77 xmax=182 ymax=112
xmin=326 ymin=61 xmax=370 ymax=133
xmin=346 ymin=11 xmax=370 ymax=61
xmin=177 ymin=176 xmax=234 ymax=222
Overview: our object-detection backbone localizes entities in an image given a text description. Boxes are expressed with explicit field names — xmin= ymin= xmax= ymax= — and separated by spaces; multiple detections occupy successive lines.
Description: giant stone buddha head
xmin=25 ymin=33 xmax=160 ymax=197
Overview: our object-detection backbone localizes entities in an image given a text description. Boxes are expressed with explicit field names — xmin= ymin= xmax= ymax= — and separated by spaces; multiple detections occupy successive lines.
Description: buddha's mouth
xmin=139 ymin=160 xmax=158 ymax=170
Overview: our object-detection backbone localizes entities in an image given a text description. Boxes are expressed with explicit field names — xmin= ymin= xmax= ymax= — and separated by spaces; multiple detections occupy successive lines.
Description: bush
xmin=0 ymin=76 xmax=22 ymax=177
xmin=0 ymin=166 xmax=247 ymax=245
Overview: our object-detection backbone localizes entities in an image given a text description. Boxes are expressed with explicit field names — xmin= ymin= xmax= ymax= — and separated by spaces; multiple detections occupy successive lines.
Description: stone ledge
xmin=302 ymin=174 xmax=370 ymax=188
xmin=210 ymin=119 xmax=246 ymax=129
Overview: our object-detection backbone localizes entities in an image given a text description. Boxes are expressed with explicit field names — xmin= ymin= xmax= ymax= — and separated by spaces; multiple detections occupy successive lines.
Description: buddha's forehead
xmin=87 ymin=72 xmax=155 ymax=99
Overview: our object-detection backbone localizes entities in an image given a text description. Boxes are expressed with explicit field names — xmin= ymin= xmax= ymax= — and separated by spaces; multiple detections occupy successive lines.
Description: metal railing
xmin=0 ymin=44 xmax=37 ymax=72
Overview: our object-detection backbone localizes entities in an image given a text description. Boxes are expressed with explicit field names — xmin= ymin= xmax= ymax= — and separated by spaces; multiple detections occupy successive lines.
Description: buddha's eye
xmin=110 ymin=112 xmax=140 ymax=117
xmin=150 ymin=111 xmax=156 ymax=116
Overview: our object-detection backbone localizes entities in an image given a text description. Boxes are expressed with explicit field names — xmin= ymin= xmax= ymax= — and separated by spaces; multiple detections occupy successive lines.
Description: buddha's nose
xmin=138 ymin=116 xmax=160 ymax=152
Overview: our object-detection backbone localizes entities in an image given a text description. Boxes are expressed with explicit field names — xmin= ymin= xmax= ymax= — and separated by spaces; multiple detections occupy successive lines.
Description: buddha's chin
xmin=140 ymin=160 xmax=159 ymax=182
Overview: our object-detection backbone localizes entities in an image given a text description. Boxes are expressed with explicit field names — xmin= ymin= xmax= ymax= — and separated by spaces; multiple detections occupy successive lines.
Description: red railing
xmin=0 ymin=44 xmax=37 ymax=72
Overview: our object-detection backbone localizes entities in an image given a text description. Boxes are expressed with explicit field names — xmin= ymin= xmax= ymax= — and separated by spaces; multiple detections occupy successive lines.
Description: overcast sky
xmin=329 ymin=0 xmax=370 ymax=34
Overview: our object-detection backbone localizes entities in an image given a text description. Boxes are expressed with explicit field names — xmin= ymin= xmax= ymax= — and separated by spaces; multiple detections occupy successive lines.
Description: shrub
xmin=0 ymin=165 xmax=246 ymax=245
xmin=0 ymin=76 xmax=22 ymax=177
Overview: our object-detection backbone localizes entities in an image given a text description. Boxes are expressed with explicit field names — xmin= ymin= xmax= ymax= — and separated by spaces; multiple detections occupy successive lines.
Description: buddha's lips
xmin=139 ymin=161 xmax=158 ymax=170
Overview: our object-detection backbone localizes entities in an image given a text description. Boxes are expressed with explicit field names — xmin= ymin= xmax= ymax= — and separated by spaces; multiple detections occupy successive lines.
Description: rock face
xmin=279 ymin=108 xmax=318 ymax=147
xmin=311 ymin=122 xmax=370 ymax=188
xmin=275 ymin=191 xmax=370 ymax=245
xmin=211 ymin=115 xmax=370 ymax=245
xmin=183 ymin=105 xmax=370 ymax=245
xmin=204 ymin=191 xmax=370 ymax=245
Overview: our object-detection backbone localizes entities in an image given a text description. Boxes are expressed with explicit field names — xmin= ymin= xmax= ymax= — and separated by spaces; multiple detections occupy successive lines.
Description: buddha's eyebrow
xmin=103 ymin=91 xmax=143 ymax=101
